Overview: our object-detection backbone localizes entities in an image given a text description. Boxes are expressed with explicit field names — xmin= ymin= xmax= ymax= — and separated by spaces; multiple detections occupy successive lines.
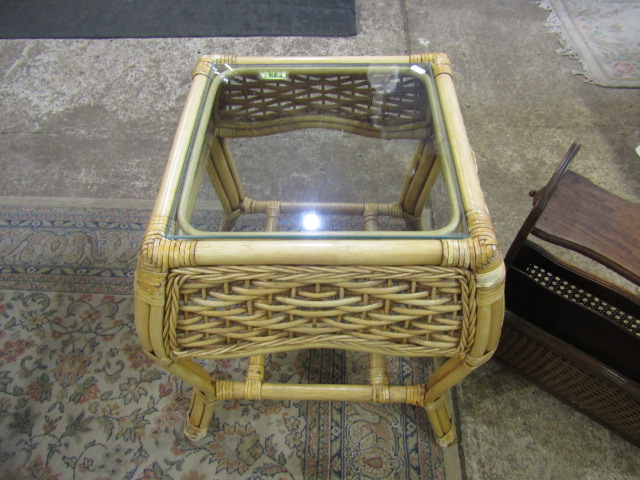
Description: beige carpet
xmin=539 ymin=0 xmax=640 ymax=87
xmin=0 ymin=202 xmax=461 ymax=480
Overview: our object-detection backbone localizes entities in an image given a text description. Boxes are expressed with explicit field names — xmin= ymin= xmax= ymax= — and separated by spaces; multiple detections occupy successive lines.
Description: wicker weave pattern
xmin=499 ymin=324 xmax=640 ymax=444
xmin=165 ymin=265 xmax=475 ymax=359
xmin=216 ymin=73 xmax=430 ymax=128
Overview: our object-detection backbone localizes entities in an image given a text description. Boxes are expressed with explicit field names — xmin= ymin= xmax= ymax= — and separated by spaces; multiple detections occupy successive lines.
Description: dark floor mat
xmin=0 ymin=0 xmax=356 ymax=39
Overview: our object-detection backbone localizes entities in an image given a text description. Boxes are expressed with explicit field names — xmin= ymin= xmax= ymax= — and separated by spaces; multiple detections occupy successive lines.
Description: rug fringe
xmin=533 ymin=0 xmax=596 ymax=84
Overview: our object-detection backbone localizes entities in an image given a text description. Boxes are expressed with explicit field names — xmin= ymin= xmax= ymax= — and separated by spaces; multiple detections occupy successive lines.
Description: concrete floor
xmin=1 ymin=0 xmax=639 ymax=478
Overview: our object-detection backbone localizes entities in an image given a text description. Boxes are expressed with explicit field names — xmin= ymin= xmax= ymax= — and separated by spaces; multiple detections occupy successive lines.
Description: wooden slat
xmin=533 ymin=170 xmax=640 ymax=285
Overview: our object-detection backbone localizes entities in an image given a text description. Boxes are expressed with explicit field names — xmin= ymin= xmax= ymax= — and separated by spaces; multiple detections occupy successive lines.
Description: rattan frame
xmin=174 ymin=62 xmax=464 ymax=238
xmin=134 ymin=54 xmax=505 ymax=448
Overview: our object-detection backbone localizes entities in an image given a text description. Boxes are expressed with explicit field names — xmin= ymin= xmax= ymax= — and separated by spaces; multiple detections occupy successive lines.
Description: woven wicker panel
xmin=165 ymin=266 xmax=475 ymax=359
xmin=498 ymin=324 xmax=640 ymax=445
xmin=215 ymin=73 xmax=430 ymax=128
xmin=524 ymin=263 xmax=640 ymax=336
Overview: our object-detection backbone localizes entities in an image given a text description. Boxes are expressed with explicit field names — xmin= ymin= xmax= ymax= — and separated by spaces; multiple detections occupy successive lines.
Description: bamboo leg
xmin=219 ymin=137 xmax=245 ymax=201
xmin=164 ymin=359 xmax=217 ymax=441
xmin=185 ymin=389 xmax=216 ymax=441
xmin=245 ymin=355 xmax=265 ymax=400
xmin=424 ymin=394 xmax=455 ymax=446
xmin=363 ymin=205 xmax=392 ymax=403
xmin=370 ymin=353 xmax=390 ymax=403
xmin=400 ymin=137 xmax=439 ymax=230
xmin=265 ymin=201 xmax=281 ymax=232
xmin=421 ymin=363 xmax=465 ymax=447
xmin=207 ymin=136 xmax=244 ymax=231
xmin=363 ymin=203 xmax=380 ymax=232
xmin=423 ymin=278 xmax=504 ymax=447
xmin=241 ymin=205 xmax=278 ymax=401
xmin=399 ymin=138 xmax=427 ymax=207
xmin=403 ymin=357 xmax=469 ymax=447
xmin=409 ymin=283 xmax=503 ymax=447
xmin=211 ymin=137 xmax=242 ymax=209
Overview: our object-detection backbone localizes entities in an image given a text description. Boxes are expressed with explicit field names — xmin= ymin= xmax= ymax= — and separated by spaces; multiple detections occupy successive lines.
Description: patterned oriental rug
xmin=538 ymin=0 xmax=640 ymax=87
xmin=0 ymin=204 xmax=447 ymax=480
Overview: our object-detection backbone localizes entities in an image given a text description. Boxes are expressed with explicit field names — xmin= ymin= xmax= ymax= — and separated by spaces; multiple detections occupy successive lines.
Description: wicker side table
xmin=134 ymin=54 xmax=505 ymax=447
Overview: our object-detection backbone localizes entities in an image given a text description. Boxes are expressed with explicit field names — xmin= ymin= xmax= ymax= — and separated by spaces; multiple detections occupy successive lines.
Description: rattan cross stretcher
xmin=134 ymin=54 xmax=505 ymax=447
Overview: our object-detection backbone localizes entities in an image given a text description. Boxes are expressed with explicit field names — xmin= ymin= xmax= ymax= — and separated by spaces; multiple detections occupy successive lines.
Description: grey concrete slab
xmin=404 ymin=0 xmax=640 ymax=478
xmin=0 ymin=0 xmax=407 ymax=199
xmin=458 ymin=361 xmax=640 ymax=480
xmin=2 ymin=0 xmax=640 ymax=478
xmin=404 ymin=0 xmax=640 ymax=234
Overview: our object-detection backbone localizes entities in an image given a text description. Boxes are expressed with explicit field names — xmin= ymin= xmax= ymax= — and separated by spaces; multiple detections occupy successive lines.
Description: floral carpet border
xmin=1 ymin=205 xmax=148 ymax=294
xmin=0 ymin=204 xmax=447 ymax=479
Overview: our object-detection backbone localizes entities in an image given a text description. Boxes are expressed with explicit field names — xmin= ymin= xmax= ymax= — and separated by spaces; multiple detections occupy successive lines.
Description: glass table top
xmin=168 ymin=60 xmax=468 ymax=240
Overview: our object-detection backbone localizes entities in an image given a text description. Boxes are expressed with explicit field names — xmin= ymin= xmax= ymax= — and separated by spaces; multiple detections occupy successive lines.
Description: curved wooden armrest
xmin=532 ymin=170 xmax=640 ymax=286
xmin=504 ymin=142 xmax=581 ymax=266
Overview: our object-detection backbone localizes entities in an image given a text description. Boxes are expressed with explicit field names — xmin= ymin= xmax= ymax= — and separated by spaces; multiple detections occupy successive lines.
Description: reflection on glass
xmin=302 ymin=213 xmax=321 ymax=231
xmin=168 ymin=61 xmax=468 ymax=239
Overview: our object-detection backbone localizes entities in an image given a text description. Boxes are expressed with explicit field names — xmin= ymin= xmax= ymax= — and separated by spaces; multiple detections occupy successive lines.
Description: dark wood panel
xmin=533 ymin=170 xmax=640 ymax=285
